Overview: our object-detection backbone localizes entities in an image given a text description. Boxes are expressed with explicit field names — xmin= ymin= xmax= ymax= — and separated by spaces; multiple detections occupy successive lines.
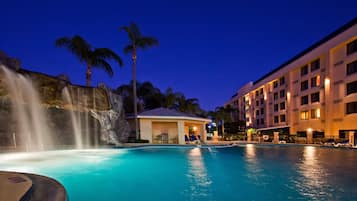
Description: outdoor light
xmin=193 ymin=126 xmax=197 ymax=131
xmin=324 ymin=78 xmax=330 ymax=86
xmin=307 ymin=128 xmax=313 ymax=132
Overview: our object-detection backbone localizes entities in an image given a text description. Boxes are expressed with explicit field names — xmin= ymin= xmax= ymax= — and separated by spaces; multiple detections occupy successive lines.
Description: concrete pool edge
xmin=0 ymin=171 xmax=67 ymax=201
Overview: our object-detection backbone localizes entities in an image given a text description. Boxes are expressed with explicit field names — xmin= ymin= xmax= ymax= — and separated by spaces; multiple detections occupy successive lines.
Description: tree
xmin=120 ymin=22 xmax=159 ymax=140
xmin=0 ymin=51 xmax=21 ymax=70
xmin=55 ymin=35 xmax=123 ymax=86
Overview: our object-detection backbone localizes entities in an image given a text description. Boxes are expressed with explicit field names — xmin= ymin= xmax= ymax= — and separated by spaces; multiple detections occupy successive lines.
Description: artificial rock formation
xmin=0 ymin=65 xmax=129 ymax=150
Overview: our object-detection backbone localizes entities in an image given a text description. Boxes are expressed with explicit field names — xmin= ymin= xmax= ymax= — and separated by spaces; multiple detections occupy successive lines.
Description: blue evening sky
xmin=1 ymin=0 xmax=356 ymax=110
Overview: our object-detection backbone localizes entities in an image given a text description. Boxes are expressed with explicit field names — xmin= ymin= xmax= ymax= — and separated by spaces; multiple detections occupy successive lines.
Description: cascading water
xmin=0 ymin=65 xmax=52 ymax=151
xmin=62 ymin=87 xmax=83 ymax=149
xmin=0 ymin=64 xmax=129 ymax=150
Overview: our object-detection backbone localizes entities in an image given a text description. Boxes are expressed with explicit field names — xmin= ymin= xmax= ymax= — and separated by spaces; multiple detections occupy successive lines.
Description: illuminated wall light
xmin=324 ymin=78 xmax=330 ymax=86
xmin=307 ymin=128 xmax=313 ymax=133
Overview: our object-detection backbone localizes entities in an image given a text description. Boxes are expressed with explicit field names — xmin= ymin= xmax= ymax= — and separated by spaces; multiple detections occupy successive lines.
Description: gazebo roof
xmin=132 ymin=107 xmax=211 ymax=122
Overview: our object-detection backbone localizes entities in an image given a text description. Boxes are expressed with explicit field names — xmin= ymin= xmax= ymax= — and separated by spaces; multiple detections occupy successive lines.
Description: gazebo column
xmin=177 ymin=121 xmax=185 ymax=144
xmin=201 ymin=124 xmax=207 ymax=143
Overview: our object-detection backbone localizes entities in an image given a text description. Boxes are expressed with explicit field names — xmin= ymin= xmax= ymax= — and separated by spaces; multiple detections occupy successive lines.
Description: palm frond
xmin=92 ymin=59 xmax=114 ymax=77
xmin=55 ymin=37 xmax=72 ymax=47
xmin=55 ymin=35 xmax=91 ymax=63
xmin=136 ymin=36 xmax=159 ymax=49
xmin=129 ymin=22 xmax=142 ymax=39
xmin=93 ymin=48 xmax=123 ymax=66
xmin=120 ymin=26 xmax=136 ymax=43
xmin=124 ymin=45 xmax=134 ymax=54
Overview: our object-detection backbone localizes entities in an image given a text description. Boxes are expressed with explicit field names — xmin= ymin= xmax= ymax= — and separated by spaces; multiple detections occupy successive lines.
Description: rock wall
xmin=0 ymin=67 xmax=129 ymax=148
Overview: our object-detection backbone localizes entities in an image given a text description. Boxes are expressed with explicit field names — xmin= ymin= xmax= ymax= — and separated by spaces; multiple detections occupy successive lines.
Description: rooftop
xmin=253 ymin=17 xmax=357 ymax=86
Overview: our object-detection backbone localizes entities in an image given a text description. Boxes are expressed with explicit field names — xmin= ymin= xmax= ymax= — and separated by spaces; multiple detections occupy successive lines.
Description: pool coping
xmin=0 ymin=171 xmax=67 ymax=201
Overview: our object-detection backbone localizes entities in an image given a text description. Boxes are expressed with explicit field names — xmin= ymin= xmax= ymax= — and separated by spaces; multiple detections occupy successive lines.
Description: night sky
xmin=1 ymin=0 xmax=356 ymax=110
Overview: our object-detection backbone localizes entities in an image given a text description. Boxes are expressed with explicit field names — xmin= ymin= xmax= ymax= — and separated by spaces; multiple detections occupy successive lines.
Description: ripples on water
xmin=0 ymin=146 xmax=357 ymax=201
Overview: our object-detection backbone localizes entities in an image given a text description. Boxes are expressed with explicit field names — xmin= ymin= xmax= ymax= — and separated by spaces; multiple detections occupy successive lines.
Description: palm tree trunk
xmin=86 ymin=63 xmax=92 ymax=86
xmin=132 ymin=47 xmax=139 ymax=140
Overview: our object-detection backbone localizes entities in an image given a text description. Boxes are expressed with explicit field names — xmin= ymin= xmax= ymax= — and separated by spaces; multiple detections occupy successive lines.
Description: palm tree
xmin=55 ymin=35 xmax=123 ymax=86
xmin=120 ymin=22 xmax=159 ymax=140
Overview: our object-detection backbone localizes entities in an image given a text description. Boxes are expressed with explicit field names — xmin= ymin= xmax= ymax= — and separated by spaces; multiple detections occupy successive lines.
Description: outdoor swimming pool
xmin=0 ymin=145 xmax=357 ymax=201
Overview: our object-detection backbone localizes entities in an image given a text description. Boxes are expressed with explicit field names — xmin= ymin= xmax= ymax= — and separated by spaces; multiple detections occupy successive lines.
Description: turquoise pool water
xmin=0 ymin=145 xmax=357 ymax=201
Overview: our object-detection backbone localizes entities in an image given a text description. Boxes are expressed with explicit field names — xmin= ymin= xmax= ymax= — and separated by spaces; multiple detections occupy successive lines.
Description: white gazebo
xmin=127 ymin=108 xmax=211 ymax=144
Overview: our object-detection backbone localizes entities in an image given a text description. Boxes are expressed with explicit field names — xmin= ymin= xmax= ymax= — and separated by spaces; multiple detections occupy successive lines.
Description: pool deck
xmin=0 ymin=171 xmax=67 ymax=201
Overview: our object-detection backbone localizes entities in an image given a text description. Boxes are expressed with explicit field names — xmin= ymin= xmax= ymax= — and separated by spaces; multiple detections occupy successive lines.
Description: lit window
xmin=311 ymin=108 xmax=320 ymax=119
xmin=311 ymin=75 xmax=320 ymax=87
xmin=300 ymin=111 xmax=309 ymax=120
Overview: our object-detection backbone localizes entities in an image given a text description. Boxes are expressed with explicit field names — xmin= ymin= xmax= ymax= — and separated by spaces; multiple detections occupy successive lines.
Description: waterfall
xmin=0 ymin=64 xmax=130 ymax=150
xmin=0 ymin=65 xmax=53 ymax=151
xmin=62 ymin=87 xmax=83 ymax=149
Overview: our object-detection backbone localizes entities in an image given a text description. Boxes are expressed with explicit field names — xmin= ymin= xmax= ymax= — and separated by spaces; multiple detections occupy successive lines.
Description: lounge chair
xmin=185 ymin=135 xmax=190 ymax=144
xmin=334 ymin=139 xmax=351 ymax=148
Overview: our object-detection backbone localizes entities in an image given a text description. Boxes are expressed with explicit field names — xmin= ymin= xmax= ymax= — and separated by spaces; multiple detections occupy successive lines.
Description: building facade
xmin=226 ymin=18 xmax=357 ymax=142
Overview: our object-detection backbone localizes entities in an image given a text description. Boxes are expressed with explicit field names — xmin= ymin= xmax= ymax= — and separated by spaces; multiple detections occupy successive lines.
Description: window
xmin=339 ymin=131 xmax=346 ymax=139
xmin=274 ymin=92 xmax=278 ymax=100
xmin=260 ymin=88 xmax=263 ymax=95
xmin=310 ymin=59 xmax=320 ymax=72
xmin=347 ymin=39 xmax=357 ymax=55
xmin=280 ymin=102 xmax=285 ymax=110
xmin=274 ymin=104 xmax=278 ymax=112
xmin=256 ymin=110 xmax=260 ymax=116
xmin=311 ymin=108 xmax=320 ymax=119
xmin=347 ymin=81 xmax=357 ymax=95
xmin=255 ymin=90 xmax=259 ymax=97
xmin=347 ymin=60 xmax=357 ymax=75
xmin=311 ymin=92 xmax=320 ymax=103
xmin=280 ymin=90 xmax=285 ymax=98
xmin=260 ymin=98 xmax=264 ymax=105
xmin=300 ymin=111 xmax=309 ymax=120
xmin=297 ymin=131 xmax=307 ymax=137
xmin=301 ymin=80 xmax=309 ymax=91
xmin=311 ymin=75 xmax=320 ymax=88
xmin=274 ymin=116 xmax=279 ymax=123
xmin=279 ymin=77 xmax=285 ymax=86
xmin=256 ymin=100 xmax=259 ymax=106
xmin=260 ymin=118 xmax=264 ymax=124
xmin=346 ymin=102 xmax=357 ymax=114
xmin=301 ymin=65 xmax=308 ymax=76
xmin=256 ymin=119 xmax=260 ymax=125
xmin=301 ymin=95 xmax=308 ymax=105
xmin=280 ymin=115 xmax=286 ymax=122
xmin=260 ymin=108 xmax=264 ymax=115
xmin=273 ymin=81 xmax=278 ymax=88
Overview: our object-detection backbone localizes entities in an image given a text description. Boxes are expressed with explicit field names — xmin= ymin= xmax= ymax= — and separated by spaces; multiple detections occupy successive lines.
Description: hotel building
xmin=225 ymin=17 xmax=357 ymax=142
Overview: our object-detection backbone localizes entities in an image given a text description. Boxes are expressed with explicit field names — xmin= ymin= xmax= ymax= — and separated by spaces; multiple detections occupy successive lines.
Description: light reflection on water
xmin=1 ymin=146 xmax=357 ymax=201
xmin=244 ymin=144 xmax=265 ymax=185
xmin=295 ymin=146 xmax=332 ymax=200
xmin=186 ymin=148 xmax=212 ymax=200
